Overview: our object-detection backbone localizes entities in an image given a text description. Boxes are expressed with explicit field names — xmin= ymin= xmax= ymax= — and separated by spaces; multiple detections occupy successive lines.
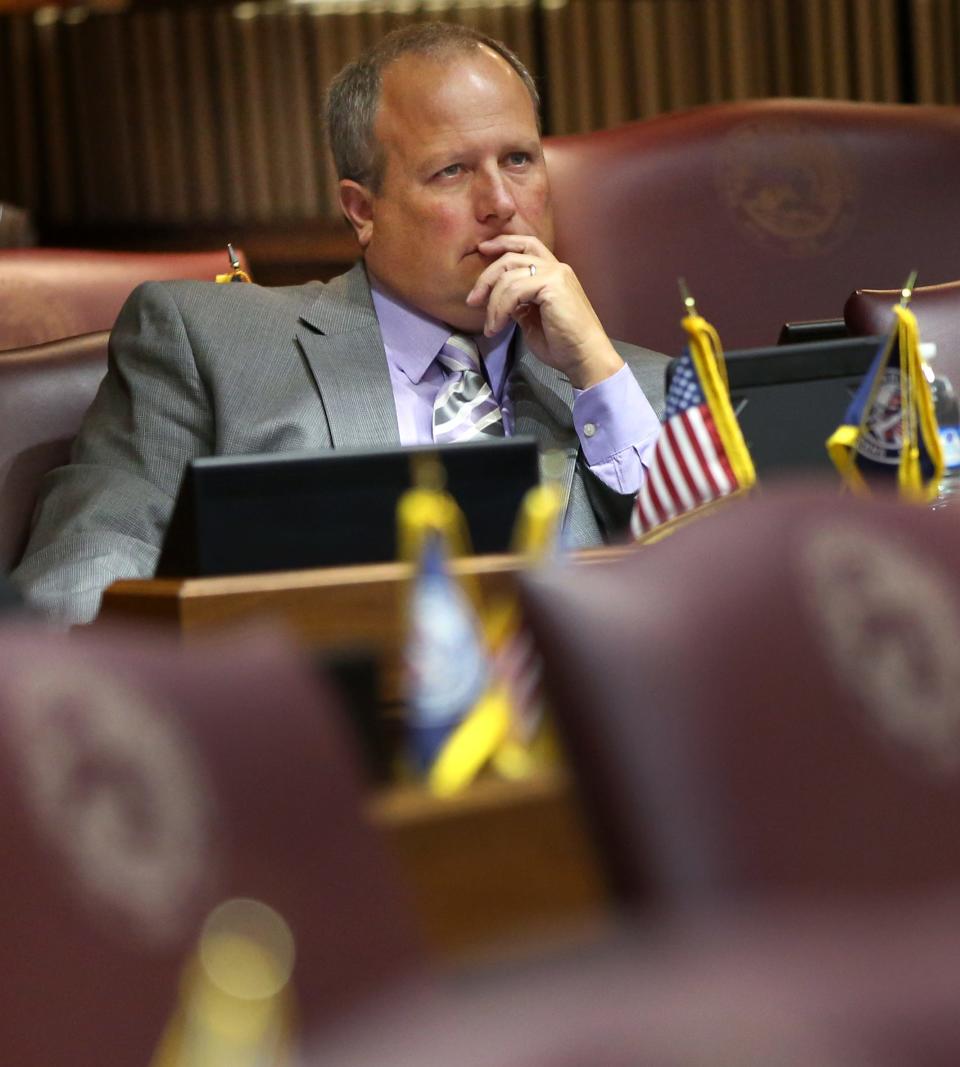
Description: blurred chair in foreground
xmin=0 ymin=622 xmax=422 ymax=1067
xmin=304 ymin=893 xmax=960 ymax=1067
xmin=520 ymin=485 xmax=960 ymax=907
xmin=545 ymin=99 xmax=960 ymax=355
xmin=845 ymin=280 xmax=960 ymax=387
xmin=0 ymin=247 xmax=248 ymax=350
xmin=0 ymin=332 xmax=109 ymax=573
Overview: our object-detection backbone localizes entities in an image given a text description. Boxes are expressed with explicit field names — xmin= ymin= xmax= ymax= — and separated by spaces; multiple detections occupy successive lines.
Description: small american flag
xmin=632 ymin=351 xmax=746 ymax=537
xmin=492 ymin=615 xmax=545 ymax=744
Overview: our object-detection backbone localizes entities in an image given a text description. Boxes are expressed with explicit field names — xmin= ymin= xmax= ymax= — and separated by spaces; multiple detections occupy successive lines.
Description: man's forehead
xmin=378 ymin=45 xmax=529 ymax=115
xmin=383 ymin=42 xmax=503 ymax=79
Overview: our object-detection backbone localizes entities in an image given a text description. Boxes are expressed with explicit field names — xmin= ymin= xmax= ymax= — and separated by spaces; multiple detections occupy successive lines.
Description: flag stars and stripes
xmin=632 ymin=352 xmax=740 ymax=537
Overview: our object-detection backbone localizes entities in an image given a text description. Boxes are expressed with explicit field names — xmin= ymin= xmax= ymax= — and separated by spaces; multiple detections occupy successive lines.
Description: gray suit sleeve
xmin=10 ymin=282 xmax=214 ymax=625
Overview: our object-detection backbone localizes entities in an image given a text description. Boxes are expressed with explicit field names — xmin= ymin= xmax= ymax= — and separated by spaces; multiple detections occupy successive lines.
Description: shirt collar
xmin=369 ymin=273 xmax=516 ymax=391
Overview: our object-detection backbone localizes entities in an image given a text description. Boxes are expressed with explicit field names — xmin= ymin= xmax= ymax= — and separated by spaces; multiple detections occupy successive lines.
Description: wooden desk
xmin=369 ymin=770 xmax=609 ymax=963
xmin=98 ymin=547 xmax=629 ymax=704
xmin=98 ymin=550 xmax=626 ymax=960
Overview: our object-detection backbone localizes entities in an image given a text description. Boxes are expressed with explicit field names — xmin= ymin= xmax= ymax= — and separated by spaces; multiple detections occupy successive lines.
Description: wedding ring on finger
xmin=528 ymin=263 xmax=537 ymax=277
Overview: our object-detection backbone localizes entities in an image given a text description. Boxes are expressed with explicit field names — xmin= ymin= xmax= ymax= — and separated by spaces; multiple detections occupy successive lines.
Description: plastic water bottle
xmin=932 ymin=374 xmax=960 ymax=509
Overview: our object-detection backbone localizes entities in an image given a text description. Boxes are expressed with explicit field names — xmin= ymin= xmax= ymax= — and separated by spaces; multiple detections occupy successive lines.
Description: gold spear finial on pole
xmin=900 ymin=269 xmax=919 ymax=307
xmin=216 ymin=243 xmax=252 ymax=284
xmin=678 ymin=277 xmax=698 ymax=317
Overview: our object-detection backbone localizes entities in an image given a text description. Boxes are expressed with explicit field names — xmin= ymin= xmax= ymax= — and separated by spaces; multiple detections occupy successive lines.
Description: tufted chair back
xmin=0 ymin=248 xmax=248 ymax=350
xmin=0 ymin=332 xmax=109 ymax=571
xmin=845 ymin=280 xmax=960 ymax=389
xmin=521 ymin=485 xmax=960 ymax=907
xmin=0 ymin=622 xmax=422 ymax=1067
xmin=545 ymin=100 xmax=960 ymax=354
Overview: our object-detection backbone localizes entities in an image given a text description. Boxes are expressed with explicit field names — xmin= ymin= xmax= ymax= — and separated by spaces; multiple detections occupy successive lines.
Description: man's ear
xmin=338 ymin=180 xmax=375 ymax=248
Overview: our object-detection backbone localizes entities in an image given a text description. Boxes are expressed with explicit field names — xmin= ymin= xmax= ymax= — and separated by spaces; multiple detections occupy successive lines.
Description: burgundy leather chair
xmin=305 ymin=895 xmax=960 ymax=1067
xmin=520 ymin=485 xmax=960 ymax=907
xmin=0 ymin=247 xmax=248 ymax=350
xmin=545 ymin=99 xmax=960 ymax=356
xmin=845 ymin=281 xmax=960 ymax=388
xmin=0 ymin=332 xmax=109 ymax=572
xmin=0 ymin=621 xmax=422 ymax=1067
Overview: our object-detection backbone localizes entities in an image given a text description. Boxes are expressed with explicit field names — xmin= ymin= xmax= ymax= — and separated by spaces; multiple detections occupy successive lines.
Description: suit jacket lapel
xmin=510 ymin=335 xmax=579 ymax=493
xmin=295 ymin=262 xmax=401 ymax=449
xmin=509 ymin=335 xmax=604 ymax=547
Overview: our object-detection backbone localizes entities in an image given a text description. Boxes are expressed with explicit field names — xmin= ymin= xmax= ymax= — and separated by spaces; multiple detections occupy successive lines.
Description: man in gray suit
xmin=13 ymin=22 xmax=665 ymax=625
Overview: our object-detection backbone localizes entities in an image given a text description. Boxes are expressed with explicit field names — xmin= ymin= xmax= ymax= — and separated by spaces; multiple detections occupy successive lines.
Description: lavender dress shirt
xmin=370 ymin=281 xmax=660 ymax=495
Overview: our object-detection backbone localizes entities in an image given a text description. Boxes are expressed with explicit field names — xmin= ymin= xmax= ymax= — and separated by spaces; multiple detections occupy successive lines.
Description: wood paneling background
xmin=0 ymin=0 xmax=955 ymax=257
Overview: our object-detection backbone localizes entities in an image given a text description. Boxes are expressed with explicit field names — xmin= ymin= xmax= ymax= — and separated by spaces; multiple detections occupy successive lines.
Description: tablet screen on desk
xmin=155 ymin=437 xmax=541 ymax=578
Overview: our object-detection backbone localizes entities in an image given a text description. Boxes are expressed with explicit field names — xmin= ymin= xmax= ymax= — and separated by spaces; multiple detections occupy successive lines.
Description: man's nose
xmin=474 ymin=168 xmax=516 ymax=222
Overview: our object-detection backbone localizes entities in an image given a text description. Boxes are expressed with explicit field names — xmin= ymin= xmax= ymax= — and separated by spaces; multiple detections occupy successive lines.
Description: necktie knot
xmin=438 ymin=334 xmax=482 ymax=374
xmin=432 ymin=333 xmax=504 ymax=443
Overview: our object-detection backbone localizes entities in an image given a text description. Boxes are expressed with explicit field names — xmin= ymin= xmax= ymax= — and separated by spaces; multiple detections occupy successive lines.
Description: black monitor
xmin=777 ymin=318 xmax=849 ymax=345
xmin=155 ymin=437 xmax=541 ymax=578
xmin=667 ymin=334 xmax=883 ymax=478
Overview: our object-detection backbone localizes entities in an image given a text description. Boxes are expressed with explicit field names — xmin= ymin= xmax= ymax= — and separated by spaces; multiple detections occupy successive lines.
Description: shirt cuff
xmin=572 ymin=364 xmax=661 ymax=467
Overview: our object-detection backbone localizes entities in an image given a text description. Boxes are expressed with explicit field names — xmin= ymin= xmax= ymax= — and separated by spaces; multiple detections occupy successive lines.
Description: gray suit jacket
xmin=12 ymin=263 xmax=666 ymax=624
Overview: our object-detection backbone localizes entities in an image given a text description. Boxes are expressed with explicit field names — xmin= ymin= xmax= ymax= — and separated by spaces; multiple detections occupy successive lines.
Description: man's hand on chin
xmin=465 ymin=234 xmax=624 ymax=391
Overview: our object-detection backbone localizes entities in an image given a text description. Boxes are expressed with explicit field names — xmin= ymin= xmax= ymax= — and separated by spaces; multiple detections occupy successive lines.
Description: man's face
xmin=340 ymin=46 xmax=554 ymax=332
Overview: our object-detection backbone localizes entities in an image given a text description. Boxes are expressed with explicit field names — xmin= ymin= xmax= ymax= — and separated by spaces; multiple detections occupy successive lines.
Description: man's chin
xmin=438 ymin=300 xmax=487 ymax=336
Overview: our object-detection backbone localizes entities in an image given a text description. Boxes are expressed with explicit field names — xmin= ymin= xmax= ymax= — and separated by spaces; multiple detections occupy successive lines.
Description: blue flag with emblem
xmin=827 ymin=302 xmax=943 ymax=501
xmin=398 ymin=457 xmax=568 ymax=794
xmin=404 ymin=532 xmax=490 ymax=773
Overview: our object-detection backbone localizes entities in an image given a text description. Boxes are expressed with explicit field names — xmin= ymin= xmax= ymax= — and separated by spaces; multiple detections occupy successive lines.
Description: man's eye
xmin=505 ymin=152 xmax=531 ymax=167
xmin=435 ymin=163 xmax=463 ymax=179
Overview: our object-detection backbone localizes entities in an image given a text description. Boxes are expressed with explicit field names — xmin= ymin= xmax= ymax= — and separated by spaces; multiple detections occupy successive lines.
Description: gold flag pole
xmin=675 ymin=278 xmax=752 ymax=485
xmin=855 ymin=270 xmax=916 ymax=445
xmin=215 ymin=243 xmax=252 ymax=284
xmin=898 ymin=271 xmax=919 ymax=489
xmin=678 ymin=276 xmax=697 ymax=315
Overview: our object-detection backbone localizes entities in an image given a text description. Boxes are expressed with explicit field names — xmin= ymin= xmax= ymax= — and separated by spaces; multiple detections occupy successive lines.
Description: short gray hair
xmin=325 ymin=22 xmax=541 ymax=194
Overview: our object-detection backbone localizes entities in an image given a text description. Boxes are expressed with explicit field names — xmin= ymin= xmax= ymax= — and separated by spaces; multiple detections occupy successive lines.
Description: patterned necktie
xmin=432 ymin=333 xmax=505 ymax=443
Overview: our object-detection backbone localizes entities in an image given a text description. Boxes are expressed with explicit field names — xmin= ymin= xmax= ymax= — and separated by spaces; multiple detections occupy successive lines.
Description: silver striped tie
xmin=432 ymin=333 xmax=505 ymax=443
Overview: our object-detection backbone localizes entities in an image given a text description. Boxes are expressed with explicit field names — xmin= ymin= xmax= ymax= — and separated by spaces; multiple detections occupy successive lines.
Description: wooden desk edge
xmin=100 ymin=543 xmax=637 ymax=613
